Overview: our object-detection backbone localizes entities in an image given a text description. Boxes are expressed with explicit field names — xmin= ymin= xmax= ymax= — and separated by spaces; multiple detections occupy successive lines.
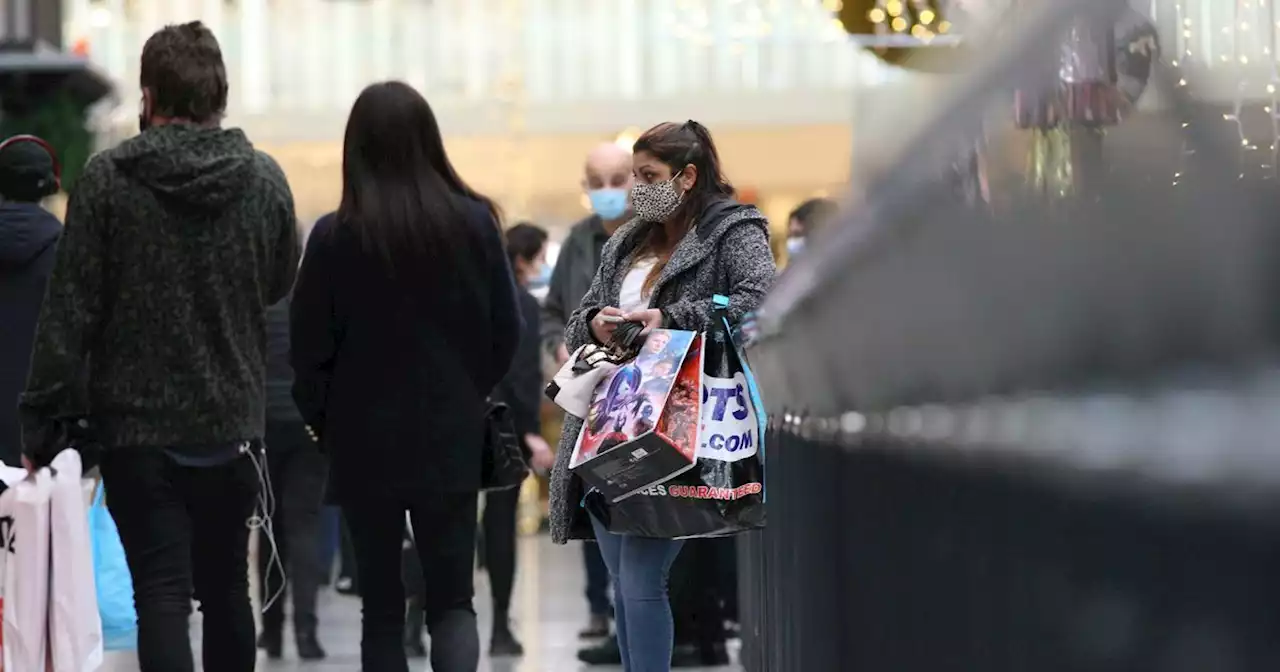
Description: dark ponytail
xmin=680 ymin=120 xmax=734 ymax=197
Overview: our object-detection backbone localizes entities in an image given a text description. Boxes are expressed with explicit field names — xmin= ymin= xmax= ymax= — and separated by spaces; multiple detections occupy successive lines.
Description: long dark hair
xmin=632 ymin=120 xmax=735 ymax=294
xmin=337 ymin=81 xmax=498 ymax=271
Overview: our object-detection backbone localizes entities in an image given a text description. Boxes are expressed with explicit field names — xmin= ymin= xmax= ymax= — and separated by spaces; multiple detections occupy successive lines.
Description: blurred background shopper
xmin=542 ymin=141 xmax=634 ymax=644
xmin=257 ymin=278 xmax=329 ymax=662
xmin=480 ymin=221 xmax=554 ymax=658
xmin=20 ymin=21 xmax=299 ymax=672
xmin=549 ymin=120 xmax=776 ymax=672
xmin=289 ymin=81 xmax=521 ymax=672
xmin=785 ymin=197 xmax=837 ymax=261
xmin=0 ymin=136 xmax=62 ymax=468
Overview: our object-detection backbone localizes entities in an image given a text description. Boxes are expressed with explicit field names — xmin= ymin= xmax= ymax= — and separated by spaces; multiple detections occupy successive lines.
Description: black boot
xmin=296 ymin=629 xmax=327 ymax=661
xmin=576 ymin=635 xmax=622 ymax=665
xmin=490 ymin=618 xmax=525 ymax=657
xmin=578 ymin=613 xmax=611 ymax=639
xmin=256 ymin=629 xmax=283 ymax=660
xmin=404 ymin=597 xmax=427 ymax=659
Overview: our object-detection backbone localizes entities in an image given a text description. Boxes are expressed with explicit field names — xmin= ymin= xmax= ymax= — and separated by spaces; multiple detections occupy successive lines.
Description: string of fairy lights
xmin=1168 ymin=0 xmax=1280 ymax=183
xmin=864 ymin=0 xmax=954 ymax=42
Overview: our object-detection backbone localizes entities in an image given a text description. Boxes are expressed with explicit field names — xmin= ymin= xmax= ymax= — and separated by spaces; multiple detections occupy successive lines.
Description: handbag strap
xmin=92 ymin=480 xmax=106 ymax=509
xmin=714 ymin=294 xmax=768 ymax=502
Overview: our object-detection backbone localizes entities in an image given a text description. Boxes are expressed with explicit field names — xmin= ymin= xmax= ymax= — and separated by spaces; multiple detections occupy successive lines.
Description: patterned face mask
xmin=630 ymin=172 xmax=684 ymax=223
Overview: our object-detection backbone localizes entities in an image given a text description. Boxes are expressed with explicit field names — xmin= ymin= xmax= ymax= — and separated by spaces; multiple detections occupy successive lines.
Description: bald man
xmin=541 ymin=142 xmax=634 ymax=365
xmin=540 ymin=142 xmax=632 ymax=643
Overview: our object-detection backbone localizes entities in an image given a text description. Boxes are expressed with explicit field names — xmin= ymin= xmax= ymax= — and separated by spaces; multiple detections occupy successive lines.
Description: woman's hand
xmin=624 ymin=308 xmax=664 ymax=335
xmin=525 ymin=434 xmax=555 ymax=473
xmin=590 ymin=307 xmax=625 ymax=343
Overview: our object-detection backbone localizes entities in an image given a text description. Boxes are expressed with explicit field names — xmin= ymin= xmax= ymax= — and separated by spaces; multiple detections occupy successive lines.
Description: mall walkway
xmin=102 ymin=535 xmax=740 ymax=671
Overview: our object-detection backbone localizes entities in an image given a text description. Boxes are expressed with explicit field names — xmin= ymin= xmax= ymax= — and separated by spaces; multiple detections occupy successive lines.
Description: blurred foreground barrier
xmin=735 ymin=0 xmax=1280 ymax=667
xmin=740 ymin=398 xmax=1280 ymax=671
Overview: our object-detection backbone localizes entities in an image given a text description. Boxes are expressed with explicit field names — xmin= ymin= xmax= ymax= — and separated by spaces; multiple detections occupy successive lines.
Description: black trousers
xmin=339 ymin=514 xmax=359 ymax=585
xmin=670 ymin=538 xmax=731 ymax=648
xmin=259 ymin=421 xmax=329 ymax=636
xmin=584 ymin=542 xmax=612 ymax=617
xmin=481 ymin=486 xmax=520 ymax=621
xmin=344 ymin=491 xmax=480 ymax=672
xmin=100 ymin=446 xmax=260 ymax=672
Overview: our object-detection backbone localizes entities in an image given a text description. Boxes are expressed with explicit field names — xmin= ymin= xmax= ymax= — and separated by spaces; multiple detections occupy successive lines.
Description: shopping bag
xmin=48 ymin=450 xmax=103 ymax=671
xmin=570 ymin=329 xmax=703 ymax=502
xmin=0 ymin=464 xmax=31 ymax=669
xmin=3 ymin=468 xmax=54 ymax=672
xmin=88 ymin=486 xmax=136 ymax=652
xmin=598 ymin=296 xmax=767 ymax=539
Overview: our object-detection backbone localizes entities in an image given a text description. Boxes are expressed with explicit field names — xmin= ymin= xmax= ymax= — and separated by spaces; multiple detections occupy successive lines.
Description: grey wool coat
xmin=548 ymin=198 xmax=777 ymax=544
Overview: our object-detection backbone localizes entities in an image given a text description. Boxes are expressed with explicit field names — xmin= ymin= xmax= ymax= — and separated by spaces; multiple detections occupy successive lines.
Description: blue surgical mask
xmin=786 ymin=236 xmax=806 ymax=257
xmin=588 ymin=188 xmax=629 ymax=220
xmin=531 ymin=262 xmax=552 ymax=288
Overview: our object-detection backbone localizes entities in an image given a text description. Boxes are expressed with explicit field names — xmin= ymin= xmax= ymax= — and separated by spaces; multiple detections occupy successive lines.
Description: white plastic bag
xmin=3 ymin=468 xmax=53 ymax=672
xmin=48 ymin=450 xmax=103 ymax=671
xmin=0 ymin=464 xmax=31 ymax=671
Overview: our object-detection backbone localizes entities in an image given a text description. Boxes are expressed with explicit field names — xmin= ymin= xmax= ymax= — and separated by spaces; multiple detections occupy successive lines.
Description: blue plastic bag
xmin=89 ymin=485 xmax=137 ymax=651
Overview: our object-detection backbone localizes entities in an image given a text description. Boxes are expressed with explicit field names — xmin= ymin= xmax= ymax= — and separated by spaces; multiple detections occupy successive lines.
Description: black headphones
xmin=0 ymin=134 xmax=62 ymax=194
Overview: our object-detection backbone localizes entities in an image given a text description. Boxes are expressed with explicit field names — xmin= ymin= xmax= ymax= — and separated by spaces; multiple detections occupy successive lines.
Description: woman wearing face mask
xmin=480 ymin=222 xmax=555 ymax=658
xmin=785 ymin=197 xmax=837 ymax=262
xmin=548 ymin=120 xmax=776 ymax=672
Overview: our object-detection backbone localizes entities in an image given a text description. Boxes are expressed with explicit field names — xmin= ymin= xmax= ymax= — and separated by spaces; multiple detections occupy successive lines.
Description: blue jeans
xmin=590 ymin=515 xmax=685 ymax=672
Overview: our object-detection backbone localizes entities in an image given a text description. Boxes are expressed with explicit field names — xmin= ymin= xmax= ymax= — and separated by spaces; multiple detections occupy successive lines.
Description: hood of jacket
xmin=111 ymin=123 xmax=257 ymax=211
xmin=612 ymin=197 xmax=768 ymax=263
xmin=0 ymin=202 xmax=61 ymax=269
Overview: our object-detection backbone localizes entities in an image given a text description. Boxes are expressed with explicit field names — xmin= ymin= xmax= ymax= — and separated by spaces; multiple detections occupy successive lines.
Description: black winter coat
xmin=492 ymin=289 xmax=543 ymax=439
xmin=290 ymin=204 xmax=521 ymax=500
xmin=0 ymin=203 xmax=61 ymax=465
xmin=264 ymin=298 xmax=304 ymax=426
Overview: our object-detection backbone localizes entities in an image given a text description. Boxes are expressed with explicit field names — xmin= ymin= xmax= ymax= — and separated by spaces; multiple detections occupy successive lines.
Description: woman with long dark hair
xmin=290 ymin=81 xmax=521 ymax=672
xmin=548 ymin=121 xmax=776 ymax=671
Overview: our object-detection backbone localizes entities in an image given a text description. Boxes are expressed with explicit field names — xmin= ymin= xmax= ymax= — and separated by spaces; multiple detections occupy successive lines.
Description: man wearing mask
xmin=786 ymin=197 xmax=838 ymax=261
xmin=541 ymin=141 xmax=633 ymax=646
xmin=0 ymin=136 xmax=62 ymax=468
xmin=20 ymin=22 xmax=298 ymax=672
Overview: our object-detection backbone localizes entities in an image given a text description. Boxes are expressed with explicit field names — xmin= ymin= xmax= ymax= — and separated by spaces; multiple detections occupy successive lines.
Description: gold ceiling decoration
xmin=835 ymin=0 xmax=970 ymax=73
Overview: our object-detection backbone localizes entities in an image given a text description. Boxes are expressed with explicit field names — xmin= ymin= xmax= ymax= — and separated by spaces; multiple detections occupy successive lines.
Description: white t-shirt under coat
xmin=618 ymin=258 xmax=657 ymax=313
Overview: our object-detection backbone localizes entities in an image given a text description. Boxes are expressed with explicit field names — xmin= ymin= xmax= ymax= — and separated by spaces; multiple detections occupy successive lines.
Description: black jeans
xmin=100 ymin=446 xmax=260 ymax=672
xmin=344 ymin=491 xmax=480 ymax=672
xmin=584 ymin=541 xmax=612 ymax=617
xmin=259 ymin=422 xmax=329 ymax=637
xmin=339 ymin=514 xmax=359 ymax=587
xmin=671 ymin=539 xmax=729 ymax=649
xmin=481 ymin=487 xmax=519 ymax=621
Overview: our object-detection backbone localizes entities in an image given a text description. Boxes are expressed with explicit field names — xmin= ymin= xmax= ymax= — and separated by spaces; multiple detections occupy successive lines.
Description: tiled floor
xmin=102 ymin=535 xmax=740 ymax=672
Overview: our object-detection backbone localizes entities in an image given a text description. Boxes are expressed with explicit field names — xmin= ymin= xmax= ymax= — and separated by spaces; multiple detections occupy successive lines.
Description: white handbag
xmin=544 ymin=344 xmax=618 ymax=419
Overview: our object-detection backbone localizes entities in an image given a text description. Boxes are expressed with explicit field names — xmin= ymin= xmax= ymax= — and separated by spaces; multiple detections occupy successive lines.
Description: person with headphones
xmin=0 ymin=135 xmax=62 ymax=467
